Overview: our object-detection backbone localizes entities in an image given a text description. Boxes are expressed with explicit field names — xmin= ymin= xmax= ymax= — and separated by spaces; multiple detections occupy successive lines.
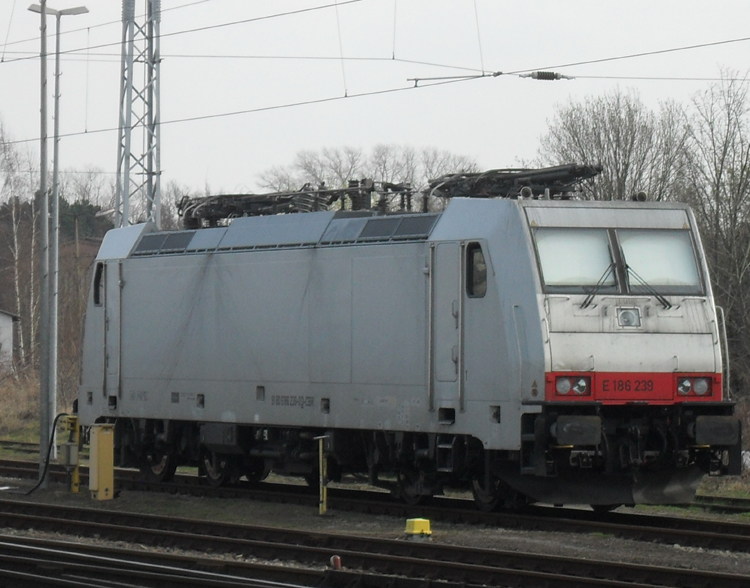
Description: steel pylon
xmin=115 ymin=0 xmax=161 ymax=229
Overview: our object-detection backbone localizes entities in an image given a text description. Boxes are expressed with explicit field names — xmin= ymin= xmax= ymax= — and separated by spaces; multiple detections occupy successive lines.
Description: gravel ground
xmin=3 ymin=475 xmax=750 ymax=577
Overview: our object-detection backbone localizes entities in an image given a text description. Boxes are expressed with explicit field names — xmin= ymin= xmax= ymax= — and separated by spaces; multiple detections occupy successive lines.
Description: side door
xmin=104 ymin=260 xmax=122 ymax=401
xmin=430 ymin=242 xmax=462 ymax=411
xmin=462 ymin=241 xmax=508 ymax=401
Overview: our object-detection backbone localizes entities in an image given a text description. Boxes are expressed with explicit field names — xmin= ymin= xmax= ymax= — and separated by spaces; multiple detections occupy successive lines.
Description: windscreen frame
xmin=531 ymin=226 xmax=705 ymax=296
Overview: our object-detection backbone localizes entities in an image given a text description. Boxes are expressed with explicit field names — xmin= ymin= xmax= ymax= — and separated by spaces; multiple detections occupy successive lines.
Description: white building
xmin=0 ymin=310 xmax=18 ymax=372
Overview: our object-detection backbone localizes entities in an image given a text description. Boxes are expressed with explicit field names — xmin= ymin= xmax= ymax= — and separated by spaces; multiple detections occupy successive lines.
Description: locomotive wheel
xmin=202 ymin=449 xmax=230 ymax=487
xmin=396 ymin=468 xmax=429 ymax=506
xmin=244 ymin=458 xmax=269 ymax=483
xmin=471 ymin=477 xmax=502 ymax=512
xmin=141 ymin=449 xmax=177 ymax=483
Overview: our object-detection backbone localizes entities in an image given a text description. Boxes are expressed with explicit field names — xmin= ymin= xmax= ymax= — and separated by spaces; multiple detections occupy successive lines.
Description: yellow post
xmin=89 ymin=424 xmax=115 ymax=500
xmin=315 ymin=435 xmax=328 ymax=515
xmin=60 ymin=415 xmax=80 ymax=493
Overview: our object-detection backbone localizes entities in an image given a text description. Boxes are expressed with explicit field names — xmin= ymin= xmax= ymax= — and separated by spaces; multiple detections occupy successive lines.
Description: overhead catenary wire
xmin=333 ymin=0 xmax=349 ymax=96
xmin=572 ymin=75 xmax=749 ymax=82
xmin=85 ymin=26 xmax=90 ymax=132
xmin=0 ymin=0 xmax=18 ymax=62
xmin=4 ymin=56 xmax=750 ymax=151
xmin=3 ymin=3 xmax=749 ymax=152
xmin=3 ymin=48 xmax=750 ymax=86
xmin=4 ymin=74 xmax=485 ymax=147
xmin=472 ymin=0 xmax=485 ymax=75
xmin=2 ymin=2 xmax=748 ymax=89
xmin=0 ymin=51 xmax=491 ymax=77
xmin=0 ymin=0 xmax=366 ymax=65
xmin=1 ymin=57 xmax=747 ymax=86
xmin=0 ymin=0 xmax=216 ymax=52
xmin=391 ymin=0 xmax=397 ymax=59
xmin=406 ymin=36 xmax=750 ymax=84
xmin=2 ymin=4 xmax=747 ymax=71
xmin=505 ymin=35 xmax=750 ymax=76
xmin=5 ymin=35 xmax=748 ymax=87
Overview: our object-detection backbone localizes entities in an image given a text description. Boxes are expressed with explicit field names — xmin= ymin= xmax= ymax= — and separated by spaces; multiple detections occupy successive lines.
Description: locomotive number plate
xmin=596 ymin=372 xmax=673 ymax=401
xmin=601 ymin=378 xmax=654 ymax=393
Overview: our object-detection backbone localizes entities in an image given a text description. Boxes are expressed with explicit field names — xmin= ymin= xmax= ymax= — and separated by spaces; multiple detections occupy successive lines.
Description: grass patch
xmin=2 ymin=421 xmax=40 ymax=444
xmin=0 ymin=371 xmax=40 ymax=440
xmin=697 ymin=472 xmax=750 ymax=498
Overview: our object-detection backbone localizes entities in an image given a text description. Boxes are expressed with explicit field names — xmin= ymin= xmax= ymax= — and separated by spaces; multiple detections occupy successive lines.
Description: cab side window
xmin=93 ymin=262 xmax=104 ymax=306
xmin=467 ymin=243 xmax=487 ymax=298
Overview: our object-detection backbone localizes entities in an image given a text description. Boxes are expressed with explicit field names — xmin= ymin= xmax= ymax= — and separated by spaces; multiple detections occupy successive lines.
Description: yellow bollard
xmin=405 ymin=518 xmax=432 ymax=540
xmin=89 ymin=424 xmax=115 ymax=500
xmin=314 ymin=435 xmax=329 ymax=515
xmin=59 ymin=415 xmax=80 ymax=493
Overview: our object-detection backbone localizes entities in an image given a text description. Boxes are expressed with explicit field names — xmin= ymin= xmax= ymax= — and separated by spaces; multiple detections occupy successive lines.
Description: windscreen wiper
xmin=581 ymin=262 xmax=615 ymax=309
xmin=626 ymin=266 xmax=672 ymax=309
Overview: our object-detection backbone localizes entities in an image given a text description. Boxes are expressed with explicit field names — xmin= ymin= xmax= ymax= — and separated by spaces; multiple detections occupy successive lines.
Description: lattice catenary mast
xmin=115 ymin=0 xmax=161 ymax=229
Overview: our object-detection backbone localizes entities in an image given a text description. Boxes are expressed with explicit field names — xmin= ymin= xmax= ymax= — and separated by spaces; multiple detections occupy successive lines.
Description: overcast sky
xmin=1 ymin=0 xmax=749 ymax=195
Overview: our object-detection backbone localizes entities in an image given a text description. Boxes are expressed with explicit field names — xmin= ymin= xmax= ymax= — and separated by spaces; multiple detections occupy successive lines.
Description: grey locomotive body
xmin=78 ymin=187 xmax=741 ymax=508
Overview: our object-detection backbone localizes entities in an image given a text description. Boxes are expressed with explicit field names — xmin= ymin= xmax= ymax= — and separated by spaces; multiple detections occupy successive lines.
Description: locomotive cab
xmin=509 ymin=201 xmax=742 ymax=505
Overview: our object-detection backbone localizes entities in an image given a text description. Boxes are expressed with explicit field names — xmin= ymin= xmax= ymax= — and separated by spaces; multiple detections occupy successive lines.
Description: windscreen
xmin=534 ymin=228 xmax=615 ymax=290
xmin=619 ymin=229 xmax=702 ymax=294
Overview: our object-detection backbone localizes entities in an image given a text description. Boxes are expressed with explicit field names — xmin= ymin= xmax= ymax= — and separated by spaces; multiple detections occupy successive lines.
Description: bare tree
xmin=365 ymin=144 xmax=416 ymax=185
xmin=0 ymin=134 xmax=115 ymax=408
xmin=68 ymin=166 xmax=115 ymax=210
xmin=0 ymin=122 xmax=37 ymax=368
xmin=162 ymin=180 xmax=193 ymax=230
xmin=420 ymin=147 xmax=478 ymax=187
xmin=257 ymin=164 xmax=302 ymax=192
xmin=257 ymin=148 xmax=365 ymax=193
xmin=321 ymin=146 xmax=365 ymax=187
xmin=683 ymin=73 xmax=750 ymax=398
xmin=538 ymin=89 xmax=690 ymax=201
xmin=258 ymin=144 xmax=478 ymax=195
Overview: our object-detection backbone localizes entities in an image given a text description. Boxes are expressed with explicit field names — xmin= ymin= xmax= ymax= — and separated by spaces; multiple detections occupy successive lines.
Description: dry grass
xmin=0 ymin=370 xmax=39 ymax=439
xmin=698 ymin=469 xmax=750 ymax=497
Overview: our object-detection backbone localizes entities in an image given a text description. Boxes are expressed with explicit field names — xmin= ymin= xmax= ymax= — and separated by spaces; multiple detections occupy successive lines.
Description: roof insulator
xmin=520 ymin=71 xmax=574 ymax=81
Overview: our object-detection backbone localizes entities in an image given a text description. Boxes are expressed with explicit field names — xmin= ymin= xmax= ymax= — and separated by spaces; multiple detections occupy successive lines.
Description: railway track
xmin=693 ymin=493 xmax=750 ymax=513
xmin=3 ymin=457 xmax=750 ymax=555
xmin=0 ymin=534 xmax=322 ymax=588
xmin=0 ymin=497 xmax=747 ymax=588
xmin=0 ymin=533 xmax=459 ymax=588
xmin=0 ymin=441 xmax=41 ymax=456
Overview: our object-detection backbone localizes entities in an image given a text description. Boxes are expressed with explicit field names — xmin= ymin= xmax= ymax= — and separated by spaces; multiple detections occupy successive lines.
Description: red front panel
xmin=545 ymin=372 xmax=722 ymax=404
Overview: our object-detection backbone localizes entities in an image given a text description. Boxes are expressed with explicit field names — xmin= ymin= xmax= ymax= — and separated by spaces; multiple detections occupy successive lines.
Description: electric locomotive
xmin=77 ymin=165 xmax=741 ymax=509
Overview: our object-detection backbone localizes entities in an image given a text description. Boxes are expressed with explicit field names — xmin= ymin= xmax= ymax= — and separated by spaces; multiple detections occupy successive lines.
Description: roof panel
xmin=358 ymin=217 xmax=401 ymax=241
xmin=98 ymin=223 xmax=153 ymax=260
xmin=186 ymin=227 xmax=226 ymax=251
xmin=219 ymin=211 xmax=335 ymax=249
xmin=320 ymin=217 xmax=369 ymax=243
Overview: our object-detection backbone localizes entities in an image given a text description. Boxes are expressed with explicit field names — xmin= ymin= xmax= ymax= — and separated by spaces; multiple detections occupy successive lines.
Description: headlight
xmin=693 ymin=378 xmax=709 ymax=396
xmin=573 ymin=378 xmax=589 ymax=395
xmin=556 ymin=377 xmax=572 ymax=394
xmin=677 ymin=379 xmax=692 ymax=395
xmin=676 ymin=377 xmax=713 ymax=397
xmin=555 ymin=376 xmax=591 ymax=396
xmin=617 ymin=307 xmax=641 ymax=328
